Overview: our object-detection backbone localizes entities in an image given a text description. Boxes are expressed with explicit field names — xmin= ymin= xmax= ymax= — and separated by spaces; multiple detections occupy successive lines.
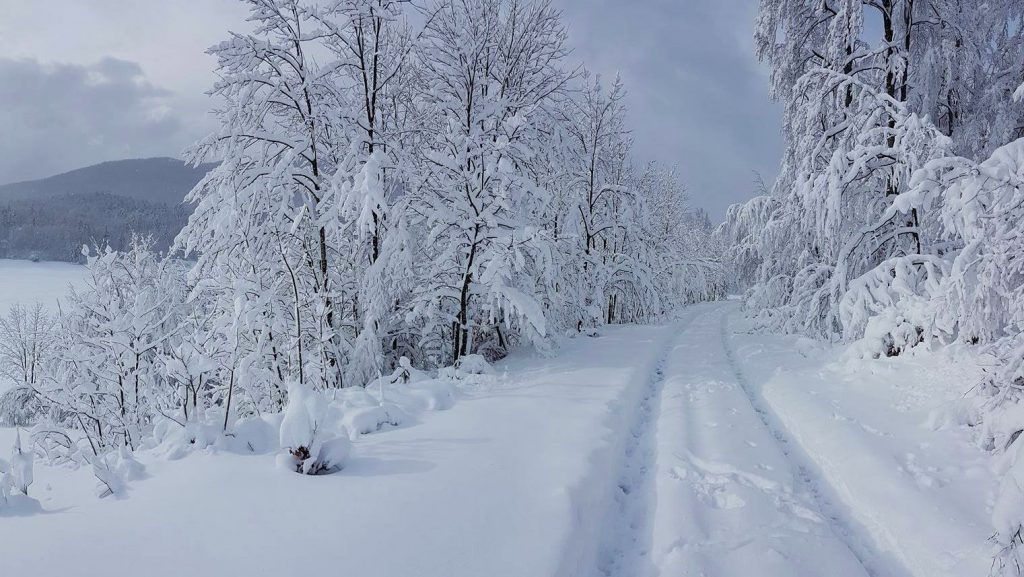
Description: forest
xmin=0 ymin=191 xmax=189 ymax=261
xmin=0 ymin=0 xmax=721 ymax=487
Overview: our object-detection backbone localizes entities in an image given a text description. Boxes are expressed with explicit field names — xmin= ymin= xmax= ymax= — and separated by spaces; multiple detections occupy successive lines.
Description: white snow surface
xmin=0 ymin=320 xmax=676 ymax=576
xmin=647 ymin=306 xmax=868 ymax=576
xmin=730 ymin=317 xmax=996 ymax=577
xmin=0 ymin=301 xmax=999 ymax=576
xmin=0 ymin=259 xmax=84 ymax=312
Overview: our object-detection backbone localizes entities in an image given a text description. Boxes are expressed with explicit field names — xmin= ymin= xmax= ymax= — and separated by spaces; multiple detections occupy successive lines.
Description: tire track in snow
xmin=594 ymin=308 xmax=709 ymax=577
xmin=717 ymin=307 xmax=913 ymax=577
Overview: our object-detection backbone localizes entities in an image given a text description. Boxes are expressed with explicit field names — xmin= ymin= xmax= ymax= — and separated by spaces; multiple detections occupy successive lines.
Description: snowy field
xmin=0 ymin=300 xmax=998 ymax=576
xmin=0 ymin=259 xmax=85 ymax=313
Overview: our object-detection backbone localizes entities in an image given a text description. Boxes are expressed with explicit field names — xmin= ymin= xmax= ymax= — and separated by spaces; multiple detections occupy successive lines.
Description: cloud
xmin=0 ymin=0 xmax=782 ymax=219
xmin=0 ymin=57 xmax=187 ymax=184
xmin=555 ymin=0 xmax=783 ymax=220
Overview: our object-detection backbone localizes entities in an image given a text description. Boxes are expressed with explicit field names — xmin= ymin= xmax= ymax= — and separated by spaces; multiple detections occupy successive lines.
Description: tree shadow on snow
xmin=0 ymin=494 xmax=67 ymax=517
xmin=341 ymin=457 xmax=436 ymax=477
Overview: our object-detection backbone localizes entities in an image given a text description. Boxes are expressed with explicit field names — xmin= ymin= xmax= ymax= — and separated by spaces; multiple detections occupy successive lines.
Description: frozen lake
xmin=0 ymin=259 xmax=85 ymax=313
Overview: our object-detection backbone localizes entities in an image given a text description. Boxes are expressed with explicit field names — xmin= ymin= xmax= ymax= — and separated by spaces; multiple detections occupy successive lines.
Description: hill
xmin=0 ymin=157 xmax=216 ymax=206
xmin=0 ymin=158 xmax=215 ymax=262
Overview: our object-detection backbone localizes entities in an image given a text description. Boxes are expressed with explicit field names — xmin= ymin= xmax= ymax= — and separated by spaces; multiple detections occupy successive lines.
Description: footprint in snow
xmin=670 ymin=465 xmax=747 ymax=510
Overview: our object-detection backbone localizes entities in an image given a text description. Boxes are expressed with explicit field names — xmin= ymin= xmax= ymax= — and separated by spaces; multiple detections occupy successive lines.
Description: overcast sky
xmin=0 ymin=0 xmax=781 ymax=221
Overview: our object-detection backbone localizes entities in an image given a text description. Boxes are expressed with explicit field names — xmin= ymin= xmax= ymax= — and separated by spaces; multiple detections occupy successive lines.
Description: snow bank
xmin=558 ymin=326 xmax=675 ymax=577
xmin=729 ymin=322 xmax=996 ymax=577
xmin=278 ymin=381 xmax=352 ymax=474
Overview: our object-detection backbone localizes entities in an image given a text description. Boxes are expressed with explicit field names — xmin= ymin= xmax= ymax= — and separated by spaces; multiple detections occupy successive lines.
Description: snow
xmin=0 ymin=322 xmax=676 ymax=576
xmin=648 ymin=304 xmax=868 ymax=576
xmin=9 ymin=430 xmax=34 ymax=496
xmin=0 ymin=299 xmax=1000 ymax=576
xmin=730 ymin=311 xmax=997 ymax=577
xmin=0 ymin=259 xmax=85 ymax=313
xmin=277 ymin=381 xmax=353 ymax=474
xmin=3 ymin=0 xmax=1017 ymax=570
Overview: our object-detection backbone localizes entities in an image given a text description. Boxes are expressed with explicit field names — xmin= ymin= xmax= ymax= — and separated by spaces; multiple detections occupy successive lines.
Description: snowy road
xmin=595 ymin=303 xmax=873 ymax=577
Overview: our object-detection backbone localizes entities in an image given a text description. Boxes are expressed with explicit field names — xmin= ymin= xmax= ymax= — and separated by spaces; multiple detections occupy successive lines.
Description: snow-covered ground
xmin=0 ymin=259 xmax=84 ymax=312
xmin=647 ymin=306 xmax=869 ymax=576
xmin=0 ymin=300 xmax=998 ymax=576
xmin=0 ymin=319 xmax=680 ymax=576
xmin=730 ymin=317 xmax=996 ymax=577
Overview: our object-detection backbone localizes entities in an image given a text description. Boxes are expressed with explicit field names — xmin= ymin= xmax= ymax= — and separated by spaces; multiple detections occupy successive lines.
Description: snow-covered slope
xmin=0 ymin=157 xmax=214 ymax=206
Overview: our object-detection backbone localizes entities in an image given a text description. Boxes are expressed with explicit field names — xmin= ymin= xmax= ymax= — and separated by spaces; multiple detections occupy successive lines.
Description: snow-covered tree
xmin=409 ymin=0 xmax=570 ymax=363
xmin=0 ymin=303 xmax=56 ymax=426
xmin=17 ymin=0 xmax=730 ymax=483
xmin=179 ymin=0 xmax=348 ymax=395
xmin=557 ymin=73 xmax=636 ymax=328
xmin=735 ymin=0 xmax=1023 ymax=338
xmin=733 ymin=5 xmax=1024 ymax=569
xmin=318 ymin=0 xmax=422 ymax=386
xmin=49 ymin=242 xmax=180 ymax=452
xmin=0 ymin=303 xmax=55 ymax=389
xmin=642 ymin=169 xmax=724 ymax=307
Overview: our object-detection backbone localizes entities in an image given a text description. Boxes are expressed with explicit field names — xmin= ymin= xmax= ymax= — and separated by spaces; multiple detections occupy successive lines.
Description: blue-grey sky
xmin=0 ymin=0 xmax=781 ymax=220
xmin=557 ymin=0 xmax=782 ymax=219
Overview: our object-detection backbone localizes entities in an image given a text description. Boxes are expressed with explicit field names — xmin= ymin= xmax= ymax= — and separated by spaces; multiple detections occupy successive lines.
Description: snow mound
xmin=279 ymin=382 xmax=351 ymax=475
xmin=438 ymin=354 xmax=495 ymax=379
xmin=9 ymin=430 xmax=33 ymax=495
xmin=90 ymin=446 xmax=146 ymax=498
xmin=150 ymin=412 xmax=282 ymax=459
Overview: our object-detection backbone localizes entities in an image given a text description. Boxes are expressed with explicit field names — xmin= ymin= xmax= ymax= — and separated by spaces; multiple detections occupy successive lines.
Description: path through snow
xmin=593 ymin=306 xmax=705 ymax=577
xmin=606 ymin=303 xmax=879 ymax=577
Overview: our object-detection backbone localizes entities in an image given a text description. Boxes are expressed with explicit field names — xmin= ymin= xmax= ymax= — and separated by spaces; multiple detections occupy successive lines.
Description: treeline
xmin=0 ymin=0 xmax=721 ymax=478
xmin=0 ymin=191 xmax=189 ymax=262
xmin=716 ymin=0 xmax=1024 ymax=569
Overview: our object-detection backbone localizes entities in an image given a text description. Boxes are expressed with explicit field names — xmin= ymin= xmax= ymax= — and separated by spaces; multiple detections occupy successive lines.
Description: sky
xmin=0 ymin=0 xmax=782 ymax=221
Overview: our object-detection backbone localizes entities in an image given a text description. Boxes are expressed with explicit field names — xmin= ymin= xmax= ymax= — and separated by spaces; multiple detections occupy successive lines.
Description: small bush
xmin=0 ymin=387 xmax=44 ymax=427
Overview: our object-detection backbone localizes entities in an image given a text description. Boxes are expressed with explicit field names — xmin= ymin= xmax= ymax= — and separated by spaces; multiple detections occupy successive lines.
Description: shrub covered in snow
xmin=438 ymin=354 xmax=494 ymax=380
xmin=277 ymin=383 xmax=351 ymax=475
xmin=0 ymin=467 xmax=11 ymax=509
xmin=89 ymin=446 xmax=146 ymax=498
xmin=0 ymin=386 xmax=46 ymax=427
xmin=386 ymin=357 xmax=430 ymax=385
xmin=8 ymin=430 xmax=33 ymax=497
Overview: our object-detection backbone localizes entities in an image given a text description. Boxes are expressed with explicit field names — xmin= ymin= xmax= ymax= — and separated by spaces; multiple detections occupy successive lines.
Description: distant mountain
xmin=0 ymin=157 xmax=217 ymax=206
xmin=0 ymin=158 xmax=217 ymax=263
